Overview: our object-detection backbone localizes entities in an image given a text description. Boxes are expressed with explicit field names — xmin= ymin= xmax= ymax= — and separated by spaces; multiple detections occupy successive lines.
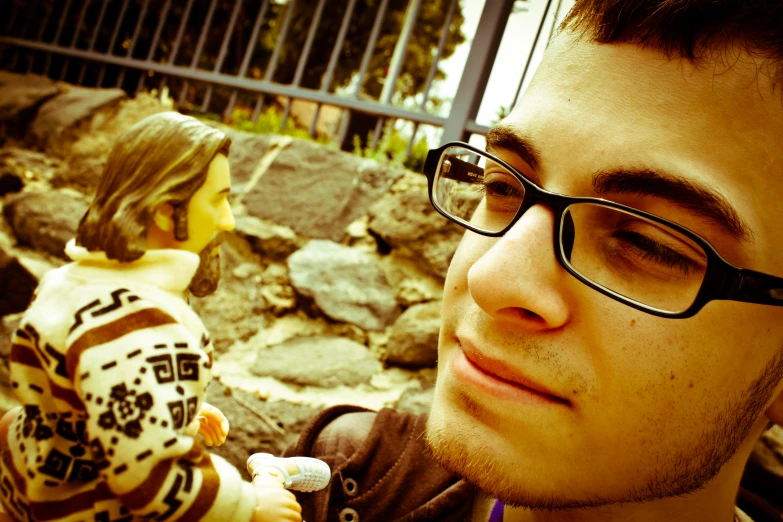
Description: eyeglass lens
xmin=433 ymin=146 xmax=708 ymax=313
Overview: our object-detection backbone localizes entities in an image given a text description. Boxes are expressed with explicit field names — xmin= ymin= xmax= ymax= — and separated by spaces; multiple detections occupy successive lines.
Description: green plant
xmin=352 ymin=121 xmax=430 ymax=172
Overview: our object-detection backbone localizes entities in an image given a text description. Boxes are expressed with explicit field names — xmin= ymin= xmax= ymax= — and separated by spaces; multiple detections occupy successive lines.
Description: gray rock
xmin=0 ymin=72 xmax=59 ymax=121
xmin=0 ymin=249 xmax=38 ymax=318
xmin=0 ymin=314 xmax=23 ymax=358
xmin=287 ymin=240 xmax=400 ymax=331
xmin=213 ymin=126 xmax=279 ymax=186
xmin=742 ymin=425 xmax=783 ymax=513
xmin=190 ymin=240 xmax=268 ymax=354
xmin=385 ymin=301 xmax=441 ymax=368
xmin=244 ymin=139 xmax=403 ymax=241
xmin=0 ymin=147 xmax=68 ymax=191
xmin=395 ymin=386 xmax=435 ymax=416
xmin=2 ymin=191 xmax=88 ymax=259
xmin=233 ymin=216 xmax=301 ymax=262
xmin=30 ymin=85 xmax=126 ymax=155
xmin=368 ymin=184 xmax=465 ymax=279
xmin=203 ymin=382 xmax=320 ymax=474
xmin=251 ymin=336 xmax=382 ymax=387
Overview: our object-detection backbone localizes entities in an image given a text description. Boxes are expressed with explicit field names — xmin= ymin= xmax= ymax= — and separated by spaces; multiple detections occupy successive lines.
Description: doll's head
xmin=77 ymin=112 xmax=233 ymax=296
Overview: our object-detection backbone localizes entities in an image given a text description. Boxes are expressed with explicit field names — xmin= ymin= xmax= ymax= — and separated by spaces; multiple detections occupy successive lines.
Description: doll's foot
xmin=247 ymin=453 xmax=331 ymax=492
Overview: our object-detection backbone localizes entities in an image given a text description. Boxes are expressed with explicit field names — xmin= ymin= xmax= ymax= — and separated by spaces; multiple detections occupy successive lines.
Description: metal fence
xmin=0 ymin=0 xmax=559 ymax=158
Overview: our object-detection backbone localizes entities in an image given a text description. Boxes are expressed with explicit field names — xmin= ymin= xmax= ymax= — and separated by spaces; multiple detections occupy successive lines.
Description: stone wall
xmin=0 ymin=72 xmax=461 ymax=471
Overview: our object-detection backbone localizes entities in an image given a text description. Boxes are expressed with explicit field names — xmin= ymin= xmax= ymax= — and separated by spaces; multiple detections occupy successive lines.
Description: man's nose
xmin=467 ymin=204 xmax=570 ymax=331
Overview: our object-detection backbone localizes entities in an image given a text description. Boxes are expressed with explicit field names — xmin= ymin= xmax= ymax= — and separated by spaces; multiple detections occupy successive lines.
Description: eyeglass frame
xmin=423 ymin=141 xmax=783 ymax=319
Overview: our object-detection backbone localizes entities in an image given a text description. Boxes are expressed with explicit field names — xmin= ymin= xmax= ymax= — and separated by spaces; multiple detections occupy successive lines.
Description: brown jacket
xmin=284 ymin=405 xmax=474 ymax=522
xmin=286 ymin=405 xmax=781 ymax=522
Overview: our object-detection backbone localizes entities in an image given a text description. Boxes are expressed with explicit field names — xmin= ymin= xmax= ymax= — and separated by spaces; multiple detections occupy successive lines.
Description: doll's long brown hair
xmin=77 ymin=112 xmax=231 ymax=262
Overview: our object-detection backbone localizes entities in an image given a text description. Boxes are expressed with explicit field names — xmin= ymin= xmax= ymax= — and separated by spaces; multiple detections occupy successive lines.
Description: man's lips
xmin=458 ymin=337 xmax=570 ymax=405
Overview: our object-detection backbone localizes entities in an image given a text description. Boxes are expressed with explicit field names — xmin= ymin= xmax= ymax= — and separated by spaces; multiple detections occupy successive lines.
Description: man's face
xmin=176 ymin=153 xmax=235 ymax=297
xmin=427 ymin=34 xmax=783 ymax=508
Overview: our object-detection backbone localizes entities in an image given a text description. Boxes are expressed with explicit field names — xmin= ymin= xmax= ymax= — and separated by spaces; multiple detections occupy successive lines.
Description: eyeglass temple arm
xmin=723 ymin=268 xmax=783 ymax=306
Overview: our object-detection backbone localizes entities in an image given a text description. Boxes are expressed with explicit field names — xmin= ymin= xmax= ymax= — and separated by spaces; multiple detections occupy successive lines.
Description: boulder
xmin=189 ymin=240 xmax=268 ymax=354
xmin=0 ymin=147 xmax=68 ymax=191
xmin=395 ymin=386 xmax=435 ymax=415
xmin=0 ymin=72 xmax=59 ymax=121
xmin=56 ymin=92 xmax=168 ymax=193
xmin=742 ymin=425 xmax=783 ymax=513
xmin=30 ymin=85 xmax=127 ymax=155
xmin=385 ymin=301 xmax=441 ymax=368
xmin=203 ymin=382 xmax=320 ymax=474
xmin=251 ymin=336 xmax=382 ymax=388
xmin=368 ymin=174 xmax=465 ymax=279
xmin=243 ymin=139 xmax=404 ymax=241
xmin=211 ymin=126 xmax=279 ymax=187
xmin=0 ymin=247 xmax=37 ymax=317
xmin=2 ymin=190 xmax=87 ymax=258
xmin=0 ymin=313 xmax=23 ymax=359
xmin=233 ymin=216 xmax=301 ymax=262
xmin=287 ymin=240 xmax=400 ymax=331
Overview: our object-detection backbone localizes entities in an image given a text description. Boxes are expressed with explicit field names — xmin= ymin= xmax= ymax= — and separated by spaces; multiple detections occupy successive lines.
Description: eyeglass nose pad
xmin=561 ymin=209 xmax=575 ymax=261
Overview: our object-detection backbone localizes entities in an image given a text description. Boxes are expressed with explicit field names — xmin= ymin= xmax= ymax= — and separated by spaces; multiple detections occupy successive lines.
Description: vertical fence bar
xmin=43 ymin=0 xmax=72 ymax=75
xmin=251 ymin=95 xmax=264 ymax=123
xmin=380 ymin=0 xmax=421 ymax=105
xmin=168 ymin=0 xmax=194 ymax=65
xmin=265 ymin=0 xmax=297 ymax=81
xmin=60 ymin=0 xmax=91 ymax=80
xmin=5 ymin=2 xmax=19 ymax=35
xmin=308 ymin=0 xmax=358 ymax=137
xmin=178 ymin=0 xmax=218 ymax=109
xmin=281 ymin=0 xmax=327 ymax=128
xmin=510 ymin=0 xmax=553 ymax=109
xmin=136 ymin=0 xmax=172 ymax=95
xmin=97 ymin=0 xmax=130 ymax=86
xmin=406 ymin=0 xmax=458 ymax=158
xmin=420 ymin=0 xmax=457 ymax=111
xmin=354 ymin=0 xmax=390 ymax=97
xmin=78 ymin=0 xmax=109 ymax=84
xmin=116 ymin=0 xmax=150 ymax=87
xmin=202 ymin=0 xmax=242 ymax=114
xmin=28 ymin=3 xmax=54 ymax=73
xmin=225 ymin=0 xmax=270 ymax=120
xmin=370 ymin=117 xmax=384 ymax=150
xmin=441 ymin=0 xmax=516 ymax=143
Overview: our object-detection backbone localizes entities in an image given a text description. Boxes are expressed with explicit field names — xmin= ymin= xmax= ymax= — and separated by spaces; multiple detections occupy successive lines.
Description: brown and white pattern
xmin=0 ymin=253 xmax=256 ymax=522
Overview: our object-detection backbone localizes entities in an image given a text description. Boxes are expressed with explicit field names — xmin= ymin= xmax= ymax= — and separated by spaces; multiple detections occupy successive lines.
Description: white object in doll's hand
xmin=247 ymin=453 xmax=331 ymax=492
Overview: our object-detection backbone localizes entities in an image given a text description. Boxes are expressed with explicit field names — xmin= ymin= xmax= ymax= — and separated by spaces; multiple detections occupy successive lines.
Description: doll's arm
xmin=70 ymin=301 xmax=256 ymax=522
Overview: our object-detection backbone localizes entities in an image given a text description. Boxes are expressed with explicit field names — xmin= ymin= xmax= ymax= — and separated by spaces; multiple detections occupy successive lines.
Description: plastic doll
xmin=0 ymin=112 xmax=329 ymax=521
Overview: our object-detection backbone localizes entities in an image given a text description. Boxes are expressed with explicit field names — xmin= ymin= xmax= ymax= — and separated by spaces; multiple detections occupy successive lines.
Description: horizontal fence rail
xmin=0 ymin=0 xmax=555 ymax=164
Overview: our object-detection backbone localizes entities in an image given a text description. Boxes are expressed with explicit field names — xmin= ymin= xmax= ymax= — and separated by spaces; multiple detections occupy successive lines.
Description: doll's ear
xmin=152 ymin=203 xmax=175 ymax=233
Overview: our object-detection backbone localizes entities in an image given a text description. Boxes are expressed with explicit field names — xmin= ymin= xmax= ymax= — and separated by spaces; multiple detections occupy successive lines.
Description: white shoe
xmin=247 ymin=453 xmax=331 ymax=492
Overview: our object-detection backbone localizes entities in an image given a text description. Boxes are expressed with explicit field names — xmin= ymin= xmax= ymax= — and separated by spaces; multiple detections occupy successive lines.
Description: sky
xmin=421 ymin=0 xmax=575 ymax=146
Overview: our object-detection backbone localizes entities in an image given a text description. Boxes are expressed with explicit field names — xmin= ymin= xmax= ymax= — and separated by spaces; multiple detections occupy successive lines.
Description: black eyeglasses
xmin=423 ymin=142 xmax=783 ymax=318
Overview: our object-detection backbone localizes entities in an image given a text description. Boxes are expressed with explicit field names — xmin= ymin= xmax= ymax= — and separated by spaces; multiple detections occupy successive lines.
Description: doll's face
xmin=177 ymin=153 xmax=235 ymax=254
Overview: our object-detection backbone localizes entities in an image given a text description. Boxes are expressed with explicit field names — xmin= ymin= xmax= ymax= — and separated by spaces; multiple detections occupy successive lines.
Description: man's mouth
xmin=453 ymin=337 xmax=570 ymax=406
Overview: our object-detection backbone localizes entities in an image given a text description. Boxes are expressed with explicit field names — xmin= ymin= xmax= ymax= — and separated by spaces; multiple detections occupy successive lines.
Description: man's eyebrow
xmin=217 ymin=188 xmax=231 ymax=196
xmin=485 ymin=124 xmax=541 ymax=171
xmin=592 ymin=169 xmax=752 ymax=242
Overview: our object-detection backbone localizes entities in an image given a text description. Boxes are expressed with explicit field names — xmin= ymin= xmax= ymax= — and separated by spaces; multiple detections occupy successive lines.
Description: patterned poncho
xmin=1 ymin=241 xmax=256 ymax=521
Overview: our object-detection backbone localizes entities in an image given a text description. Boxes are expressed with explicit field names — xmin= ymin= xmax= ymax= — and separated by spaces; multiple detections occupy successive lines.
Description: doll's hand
xmin=251 ymin=487 xmax=302 ymax=522
xmin=189 ymin=402 xmax=229 ymax=446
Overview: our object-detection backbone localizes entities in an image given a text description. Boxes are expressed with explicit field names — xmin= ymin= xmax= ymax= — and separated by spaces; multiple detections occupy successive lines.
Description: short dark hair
xmin=561 ymin=0 xmax=783 ymax=90
xmin=77 ymin=112 xmax=231 ymax=262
